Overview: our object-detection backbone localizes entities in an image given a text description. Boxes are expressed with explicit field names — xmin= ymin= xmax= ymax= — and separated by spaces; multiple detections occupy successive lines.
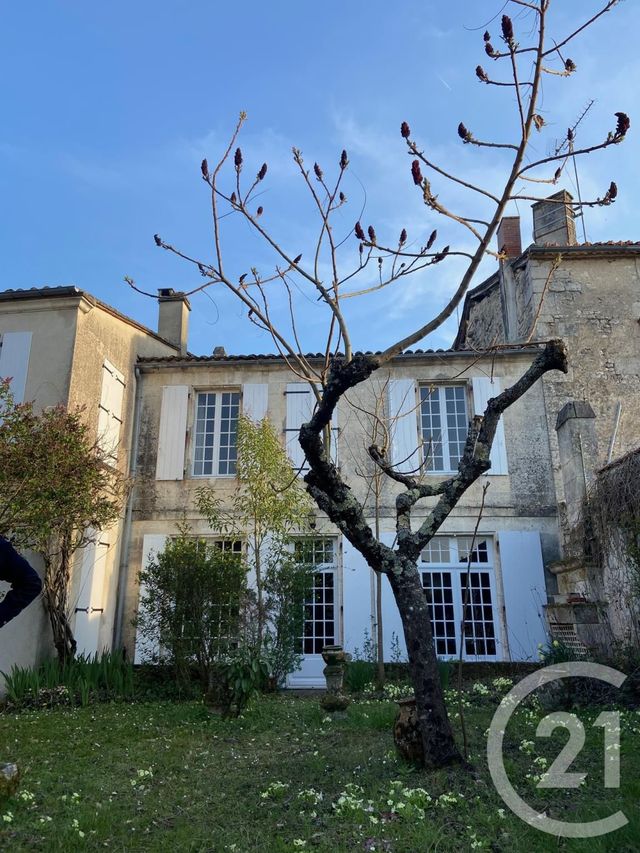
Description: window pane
xmin=460 ymin=571 xmax=496 ymax=657
xmin=194 ymin=392 xmax=216 ymax=475
xmin=420 ymin=537 xmax=451 ymax=564
xmin=419 ymin=387 xmax=444 ymax=471
xmin=422 ymin=571 xmax=457 ymax=657
xmin=457 ymin=537 xmax=489 ymax=564
xmin=445 ymin=386 xmax=468 ymax=469
xmin=218 ymin=392 xmax=240 ymax=475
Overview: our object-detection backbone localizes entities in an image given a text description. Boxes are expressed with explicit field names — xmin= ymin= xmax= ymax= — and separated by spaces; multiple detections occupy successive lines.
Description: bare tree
xmin=130 ymin=1 xmax=629 ymax=768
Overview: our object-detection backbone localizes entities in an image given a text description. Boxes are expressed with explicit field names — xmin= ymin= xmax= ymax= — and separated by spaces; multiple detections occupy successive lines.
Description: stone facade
xmin=0 ymin=287 xmax=177 ymax=690
xmin=455 ymin=195 xmax=640 ymax=649
xmin=4 ymin=197 xmax=638 ymax=688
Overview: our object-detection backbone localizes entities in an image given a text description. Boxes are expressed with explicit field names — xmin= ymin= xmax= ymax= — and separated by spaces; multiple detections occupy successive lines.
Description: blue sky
xmin=1 ymin=1 xmax=638 ymax=355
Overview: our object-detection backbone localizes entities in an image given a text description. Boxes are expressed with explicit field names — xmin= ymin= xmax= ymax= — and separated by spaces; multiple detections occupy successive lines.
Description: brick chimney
xmin=496 ymin=216 xmax=522 ymax=259
xmin=157 ymin=288 xmax=190 ymax=355
xmin=532 ymin=190 xmax=577 ymax=246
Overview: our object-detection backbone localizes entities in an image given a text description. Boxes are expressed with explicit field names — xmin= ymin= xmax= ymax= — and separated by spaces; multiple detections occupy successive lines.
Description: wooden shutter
xmin=388 ymin=378 xmax=418 ymax=474
xmin=242 ymin=383 xmax=268 ymax=422
xmin=98 ymin=361 xmax=125 ymax=459
xmin=285 ymin=383 xmax=338 ymax=472
xmin=155 ymin=385 xmax=189 ymax=480
xmin=0 ymin=331 xmax=32 ymax=403
xmin=285 ymin=383 xmax=314 ymax=473
xmin=134 ymin=534 xmax=168 ymax=664
xmin=498 ymin=530 xmax=548 ymax=660
xmin=472 ymin=376 xmax=508 ymax=474
xmin=74 ymin=535 xmax=110 ymax=657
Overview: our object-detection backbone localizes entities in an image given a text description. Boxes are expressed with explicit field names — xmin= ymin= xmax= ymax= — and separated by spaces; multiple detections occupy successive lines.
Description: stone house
xmin=125 ymin=344 xmax=554 ymax=686
xmin=1 ymin=190 xmax=638 ymax=689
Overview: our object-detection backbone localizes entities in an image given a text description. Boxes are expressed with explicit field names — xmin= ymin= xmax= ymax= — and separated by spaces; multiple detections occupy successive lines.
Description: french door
xmin=287 ymin=537 xmax=339 ymax=687
xmin=420 ymin=536 xmax=500 ymax=661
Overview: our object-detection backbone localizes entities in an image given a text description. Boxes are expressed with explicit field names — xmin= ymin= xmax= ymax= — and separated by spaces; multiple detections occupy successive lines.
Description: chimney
xmin=532 ymin=190 xmax=577 ymax=246
xmin=157 ymin=288 xmax=190 ymax=355
xmin=496 ymin=216 xmax=522 ymax=259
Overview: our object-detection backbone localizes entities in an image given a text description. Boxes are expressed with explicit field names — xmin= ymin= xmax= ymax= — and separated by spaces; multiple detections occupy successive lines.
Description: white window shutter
xmin=242 ymin=383 xmax=268 ymax=422
xmin=0 ymin=331 xmax=32 ymax=404
xmin=155 ymin=385 xmax=189 ymax=480
xmin=134 ymin=534 xmax=168 ymax=664
xmin=498 ymin=531 xmax=548 ymax=660
xmin=388 ymin=378 xmax=418 ymax=474
xmin=285 ymin=383 xmax=314 ymax=473
xmin=98 ymin=361 xmax=125 ymax=459
xmin=74 ymin=535 xmax=110 ymax=657
xmin=472 ymin=376 xmax=508 ymax=474
xmin=285 ymin=383 xmax=338 ymax=472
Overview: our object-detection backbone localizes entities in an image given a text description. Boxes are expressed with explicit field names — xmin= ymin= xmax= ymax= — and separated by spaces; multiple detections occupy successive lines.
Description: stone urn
xmin=393 ymin=697 xmax=424 ymax=764
xmin=0 ymin=763 xmax=20 ymax=797
xmin=320 ymin=644 xmax=351 ymax=714
xmin=321 ymin=644 xmax=351 ymax=693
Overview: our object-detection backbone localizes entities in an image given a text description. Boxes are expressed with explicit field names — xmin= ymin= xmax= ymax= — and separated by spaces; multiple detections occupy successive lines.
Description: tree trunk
xmin=388 ymin=559 xmax=463 ymax=768
xmin=43 ymin=539 xmax=77 ymax=665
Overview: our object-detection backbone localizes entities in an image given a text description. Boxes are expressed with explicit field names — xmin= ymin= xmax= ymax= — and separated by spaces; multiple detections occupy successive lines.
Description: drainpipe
xmin=113 ymin=364 xmax=143 ymax=652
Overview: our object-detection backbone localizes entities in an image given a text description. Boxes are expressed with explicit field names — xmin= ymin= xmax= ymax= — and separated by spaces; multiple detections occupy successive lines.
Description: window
xmin=419 ymin=385 xmax=468 ymax=473
xmin=420 ymin=536 xmax=498 ymax=660
xmin=293 ymin=537 xmax=337 ymax=655
xmin=193 ymin=391 xmax=240 ymax=476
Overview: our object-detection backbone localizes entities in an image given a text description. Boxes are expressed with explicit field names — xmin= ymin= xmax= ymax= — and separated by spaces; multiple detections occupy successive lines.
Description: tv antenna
xmin=553 ymin=99 xmax=595 ymax=243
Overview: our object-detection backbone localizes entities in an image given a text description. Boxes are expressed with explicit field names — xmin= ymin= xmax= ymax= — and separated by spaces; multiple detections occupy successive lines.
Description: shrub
xmin=1 ymin=650 xmax=134 ymax=710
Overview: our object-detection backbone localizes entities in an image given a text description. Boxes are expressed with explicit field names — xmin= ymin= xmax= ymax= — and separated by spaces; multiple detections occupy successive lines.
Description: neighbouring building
xmin=455 ymin=190 xmax=640 ymax=655
xmin=0 ymin=286 xmax=180 ymax=685
xmin=1 ymin=190 xmax=638 ymax=690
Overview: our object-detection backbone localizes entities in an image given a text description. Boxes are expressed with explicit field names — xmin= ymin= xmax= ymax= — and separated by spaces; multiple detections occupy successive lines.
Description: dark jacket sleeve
xmin=0 ymin=536 xmax=43 ymax=629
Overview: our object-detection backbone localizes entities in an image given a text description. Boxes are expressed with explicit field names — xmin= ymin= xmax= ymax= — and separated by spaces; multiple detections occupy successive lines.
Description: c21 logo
xmin=486 ymin=662 xmax=627 ymax=839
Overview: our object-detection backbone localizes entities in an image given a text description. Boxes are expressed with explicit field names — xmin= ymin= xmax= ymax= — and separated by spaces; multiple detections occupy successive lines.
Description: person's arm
xmin=0 ymin=536 xmax=42 ymax=628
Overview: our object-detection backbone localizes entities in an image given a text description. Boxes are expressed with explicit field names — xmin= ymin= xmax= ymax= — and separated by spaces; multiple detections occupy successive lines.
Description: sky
xmin=1 ymin=0 xmax=638 ymax=356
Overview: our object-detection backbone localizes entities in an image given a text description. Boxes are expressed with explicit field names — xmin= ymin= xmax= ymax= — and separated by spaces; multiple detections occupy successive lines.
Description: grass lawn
xmin=0 ymin=681 xmax=639 ymax=852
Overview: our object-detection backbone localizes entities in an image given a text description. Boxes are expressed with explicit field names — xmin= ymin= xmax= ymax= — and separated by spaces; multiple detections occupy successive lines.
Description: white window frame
xmin=419 ymin=535 xmax=499 ymax=661
xmin=292 ymin=536 xmax=340 ymax=656
xmin=418 ymin=383 xmax=470 ymax=474
xmin=192 ymin=389 xmax=240 ymax=478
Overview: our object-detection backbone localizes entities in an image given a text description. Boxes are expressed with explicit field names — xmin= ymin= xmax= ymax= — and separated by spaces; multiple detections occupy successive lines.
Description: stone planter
xmin=393 ymin=697 xmax=423 ymax=763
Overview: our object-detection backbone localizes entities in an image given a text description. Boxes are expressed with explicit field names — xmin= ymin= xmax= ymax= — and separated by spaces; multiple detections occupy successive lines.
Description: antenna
xmin=553 ymin=100 xmax=595 ymax=243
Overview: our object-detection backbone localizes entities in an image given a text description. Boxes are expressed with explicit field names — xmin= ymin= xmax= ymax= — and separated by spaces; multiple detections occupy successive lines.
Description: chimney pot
xmin=532 ymin=190 xmax=577 ymax=246
xmin=496 ymin=216 xmax=522 ymax=259
xmin=213 ymin=346 xmax=226 ymax=357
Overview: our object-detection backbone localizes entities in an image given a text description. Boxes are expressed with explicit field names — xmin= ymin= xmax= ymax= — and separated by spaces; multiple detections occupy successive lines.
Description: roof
xmin=0 ymin=285 xmax=178 ymax=351
xmin=137 ymin=342 xmax=544 ymax=368
xmin=453 ymin=239 xmax=640 ymax=350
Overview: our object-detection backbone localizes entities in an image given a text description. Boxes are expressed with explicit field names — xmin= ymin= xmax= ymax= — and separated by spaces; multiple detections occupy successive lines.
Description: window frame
xmin=419 ymin=535 xmax=499 ymax=661
xmin=418 ymin=382 xmax=471 ymax=474
xmin=191 ymin=388 xmax=241 ymax=478
xmin=291 ymin=536 xmax=339 ymax=656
